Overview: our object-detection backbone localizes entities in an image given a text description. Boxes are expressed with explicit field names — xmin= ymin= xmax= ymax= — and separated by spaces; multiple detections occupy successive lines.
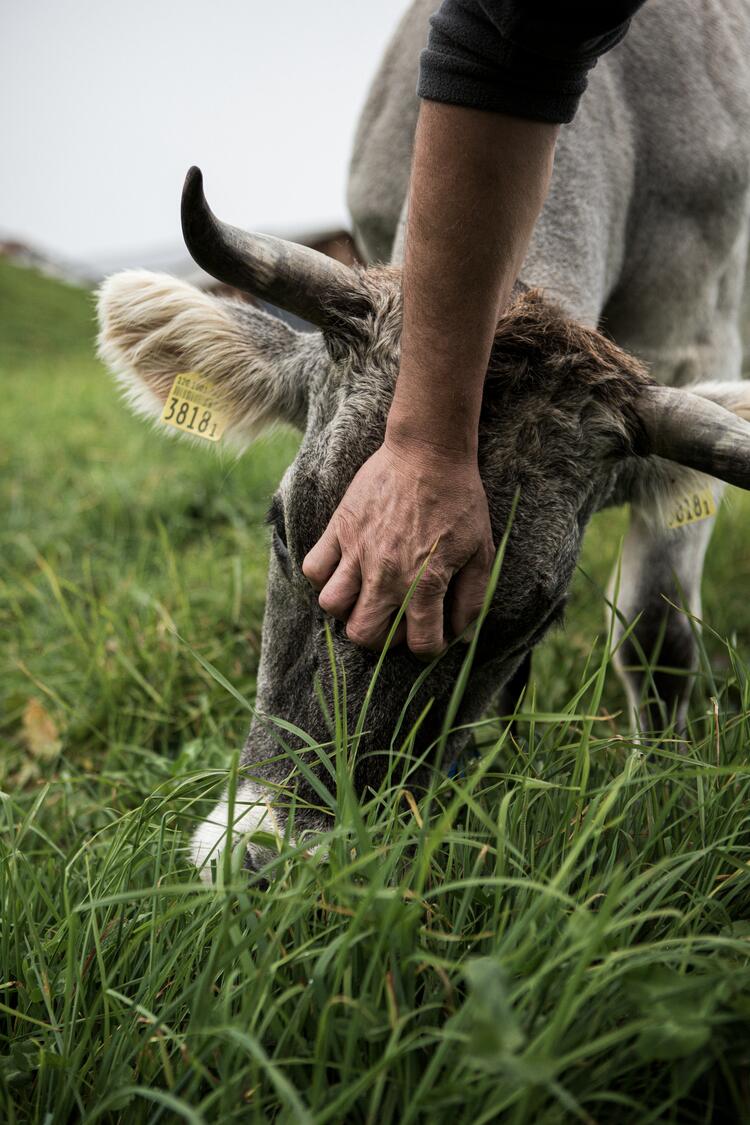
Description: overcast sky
xmin=1 ymin=0 xmax=409 ymax=268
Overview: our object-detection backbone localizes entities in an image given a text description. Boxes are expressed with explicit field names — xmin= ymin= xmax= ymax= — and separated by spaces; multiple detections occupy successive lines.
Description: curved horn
xmin=636 ymin=385 xmax=750 ymax=489
xmin=181 ymin=166 xmax=364 ymax=329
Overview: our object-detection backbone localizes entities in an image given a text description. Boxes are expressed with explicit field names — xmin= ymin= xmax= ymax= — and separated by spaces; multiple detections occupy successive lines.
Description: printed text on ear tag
xmin=160 ymin=372 xmax=229 ymax=442
xmin=666 ymin=486 xmax=716 ymax=530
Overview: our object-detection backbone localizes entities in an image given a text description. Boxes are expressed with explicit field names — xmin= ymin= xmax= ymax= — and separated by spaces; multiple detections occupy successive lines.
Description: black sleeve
xmin=417 ymin=1 xmax=648 ymax=123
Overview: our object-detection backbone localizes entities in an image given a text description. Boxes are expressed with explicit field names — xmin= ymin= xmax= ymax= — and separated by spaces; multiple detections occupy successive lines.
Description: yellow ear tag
xmin=160 ymin=372 xmax=229 ymax=442
xmin=665 ymin=486 xmax=716 ymax=530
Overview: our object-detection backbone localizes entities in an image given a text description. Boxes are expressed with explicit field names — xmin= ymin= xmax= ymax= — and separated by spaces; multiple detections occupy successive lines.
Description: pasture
xmin=2 ymin=258 xmax=750 ymax=1122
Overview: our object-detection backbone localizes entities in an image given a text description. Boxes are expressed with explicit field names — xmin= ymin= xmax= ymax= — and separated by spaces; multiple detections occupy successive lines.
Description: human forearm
xmin=387 ymin=101 xmax=558 ymax=459
xmin=305 ymin=102 xmax=558 ymax=656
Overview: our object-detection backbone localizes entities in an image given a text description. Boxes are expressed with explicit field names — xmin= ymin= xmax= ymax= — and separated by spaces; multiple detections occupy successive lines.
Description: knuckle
xmin=350 ymin=606 xmax=383 ymax=635
xmin=318 ymin=590 xmax=338 ymax=615
xmin=302 ymin=557 xmax=323 ymax=585
xmin=319 ymin=583 xmax=355 ymax=619
xmin=320 ymin=602 xmax=348 ymax=623
xmin=409 ymin=635 xmax=443 ymax=658
xmin=377 ymin=552 xmax=403 ymax=583
xmin=415 ymin=569 xmax=448 ymax=597
xmin=346 ymin=622 xmax=377 ymax=649
xmin=319 ymin=563 xmax=357 ymax=604
xmin=334 ymin=508 xmax=357 ymax=542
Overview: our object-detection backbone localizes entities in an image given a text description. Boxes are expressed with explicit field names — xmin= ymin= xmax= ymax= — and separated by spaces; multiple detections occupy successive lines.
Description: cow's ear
xmin=97 ymin=270 xmax=320 ymax=449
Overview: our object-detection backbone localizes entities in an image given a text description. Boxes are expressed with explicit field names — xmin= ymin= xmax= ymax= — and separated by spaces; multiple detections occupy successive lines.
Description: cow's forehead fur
xmin=97 ymin=261 xmax=702 ymax=875
xmin=249 ymin=273 xmax=657 ymax=821
xmin=282 ymin=272 xmax=652 ymax=577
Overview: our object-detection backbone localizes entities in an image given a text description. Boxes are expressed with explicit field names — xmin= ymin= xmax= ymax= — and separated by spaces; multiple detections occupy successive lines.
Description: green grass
xmin=2 ymin=261 xmax=750 ymax=1123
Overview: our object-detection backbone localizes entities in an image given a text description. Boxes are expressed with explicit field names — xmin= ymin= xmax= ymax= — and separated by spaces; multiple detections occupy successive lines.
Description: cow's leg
xmin=608 ymin=504 xmax=719 ymax=733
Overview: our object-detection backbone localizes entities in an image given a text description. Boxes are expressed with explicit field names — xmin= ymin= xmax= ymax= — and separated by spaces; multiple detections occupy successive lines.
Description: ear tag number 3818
xmin=666 ymin=486 xmax=716 ymax=530
xmin=161 ymin=372 xmax=229 ymax=442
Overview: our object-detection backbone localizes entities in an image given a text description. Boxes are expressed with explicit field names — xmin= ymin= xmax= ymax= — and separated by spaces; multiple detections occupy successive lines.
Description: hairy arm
xmin=303 ymin=103 xmax=558 ymax=655
xmin=391 ymin=102 xmax=557 ymax=458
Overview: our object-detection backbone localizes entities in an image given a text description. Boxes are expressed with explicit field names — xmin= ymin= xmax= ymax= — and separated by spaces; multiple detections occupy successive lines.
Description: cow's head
xmin=98 ymin=169 xmax=750 ymax=877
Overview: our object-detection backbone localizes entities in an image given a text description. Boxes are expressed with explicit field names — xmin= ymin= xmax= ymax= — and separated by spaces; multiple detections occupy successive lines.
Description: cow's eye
xmin=272 ymin=525 xmax=290 ymax=568
xmin=266 ymin=496 xmax=289 ymax=566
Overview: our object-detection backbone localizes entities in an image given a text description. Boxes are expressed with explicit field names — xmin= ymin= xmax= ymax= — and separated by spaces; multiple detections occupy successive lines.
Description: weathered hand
xmin=302 ymin=437 xmax=494 ymax=657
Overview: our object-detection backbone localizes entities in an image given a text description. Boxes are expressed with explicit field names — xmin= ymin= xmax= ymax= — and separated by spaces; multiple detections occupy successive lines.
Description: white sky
xmin=1 ymin=0 xmax=409 ymax=267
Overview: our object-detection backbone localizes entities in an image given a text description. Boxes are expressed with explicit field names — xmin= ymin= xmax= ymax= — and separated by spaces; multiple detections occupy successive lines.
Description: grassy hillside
xmin=0 ymin=258 xmax=98 ymax=362
xmin=2 ymin=261 xmax=299 ymax=784
xmin=2 ymin=260 xmax=750 ymax=1123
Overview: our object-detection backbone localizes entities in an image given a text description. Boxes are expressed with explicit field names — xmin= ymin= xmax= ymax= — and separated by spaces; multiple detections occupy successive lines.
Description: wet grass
xmin=2 ymin=261 xmax=750 ymax=1122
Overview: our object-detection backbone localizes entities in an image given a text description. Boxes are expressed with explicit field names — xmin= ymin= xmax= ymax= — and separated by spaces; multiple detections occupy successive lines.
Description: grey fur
xmin=98 ymin=274 xmax=750 ymax=878
xmin=96 ymin=0 xmax=750 ymax=877
xmin=350 ymin=0 xmax=750 ymax=736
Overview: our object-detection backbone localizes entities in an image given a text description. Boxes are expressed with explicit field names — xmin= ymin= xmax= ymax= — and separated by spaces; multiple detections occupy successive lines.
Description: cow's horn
xmin=636 ymin=385 xmax=750 ymax=489
xmin=181 ymin=166 xmax=364 ymax=329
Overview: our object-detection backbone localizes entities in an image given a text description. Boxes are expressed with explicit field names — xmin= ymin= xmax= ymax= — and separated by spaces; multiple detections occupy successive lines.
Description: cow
xmin=97 ymin=0 xmax=750 ymax=878
xmin=349 ymin=0 xmax=750 ymax=728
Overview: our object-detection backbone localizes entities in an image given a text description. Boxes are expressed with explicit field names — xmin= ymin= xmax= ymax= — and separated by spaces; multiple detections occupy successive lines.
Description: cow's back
xmin=349 ymin=0 xmax=750 ymax=383
xmin=347 ymin=1 xmax=427 ymax=264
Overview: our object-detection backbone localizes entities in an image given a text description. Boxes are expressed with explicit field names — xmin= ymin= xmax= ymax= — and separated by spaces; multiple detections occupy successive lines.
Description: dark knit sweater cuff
xmin=418 ymin=44 xmax=590 ymax=123
xmin=417 ymin=3 xmax=633 ymax=125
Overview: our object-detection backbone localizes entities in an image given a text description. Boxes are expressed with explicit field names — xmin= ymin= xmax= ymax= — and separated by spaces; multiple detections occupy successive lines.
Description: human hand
xmin=302 ymin=436 xmax=494 ymax=657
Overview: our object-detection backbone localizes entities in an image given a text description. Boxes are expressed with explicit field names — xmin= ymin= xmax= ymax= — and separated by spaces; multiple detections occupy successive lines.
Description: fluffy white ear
xmin=97 ymin=270 xmax=319 ymax=447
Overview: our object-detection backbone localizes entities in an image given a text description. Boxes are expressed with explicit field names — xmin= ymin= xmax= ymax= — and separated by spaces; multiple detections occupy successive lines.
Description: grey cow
xmin=98 ymin=0 xmax=750 ymax=877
